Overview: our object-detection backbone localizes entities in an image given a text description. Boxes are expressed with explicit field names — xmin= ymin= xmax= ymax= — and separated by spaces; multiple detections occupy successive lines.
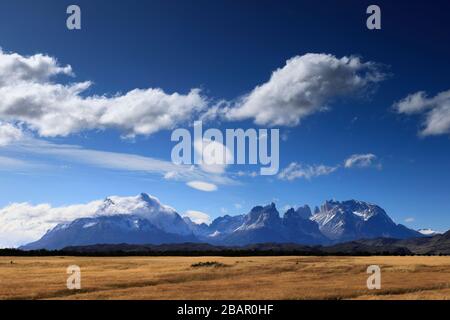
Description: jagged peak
xmin=283 ymin=205 xmax=311 ymax=220
xmin=236 ymin=204 xmax=281 ymax=232
xmin=284 ymin=207 xmax=295 ymax=215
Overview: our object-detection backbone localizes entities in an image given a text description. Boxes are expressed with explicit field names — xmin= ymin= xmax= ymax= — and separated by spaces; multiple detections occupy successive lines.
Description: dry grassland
xmin=1 ymin=256 xmax=450 ymax=300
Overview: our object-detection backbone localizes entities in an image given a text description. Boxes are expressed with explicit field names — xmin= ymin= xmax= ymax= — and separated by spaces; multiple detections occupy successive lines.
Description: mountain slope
xmin=21 ymin=215 xmax=197 ymax=250
xmin=21 ymin=193 xmax=196 ymax=250
xmin=215 ymin=203 xmax=328 ymax=245
xmin=221 ymin=204 xmax=288 ymax=245
xmin=97 ymin=193 xmax=192 ymax=236
xmin=283 ymin=207 xmax=329 ymax=244
xmin=311 ymin=200 xmax=422 ymax=242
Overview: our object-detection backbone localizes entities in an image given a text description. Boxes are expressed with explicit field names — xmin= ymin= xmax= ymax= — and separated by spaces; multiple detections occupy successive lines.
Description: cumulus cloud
xmin=0 ymin=50 xmax=386 ymax=140
xmin=0 ymin=49 xmax=73 ymax=85
xmin=0 ymin=49 xmax=206 ymax=138
xmin=393 ymin=89 xmax=450 ymax=136
xmin=183 ymin=210 xmax=211 ymax=224
xmin=186 ymin=180 xmax=218 ymax=192
xmin=0 ymin=122 xmax=23 ymax=146
xmin=224 ymin=53 xmax=384 ymax=126
xmin=0 ymin=200 xmax=101 ymax=248
xmin=278 ymin=162 xmax=337 ymax=181
xmin=393 ymin=91 xmax=432 ymax=114
xmin=344 ymin=153 xmax=377 ymax=168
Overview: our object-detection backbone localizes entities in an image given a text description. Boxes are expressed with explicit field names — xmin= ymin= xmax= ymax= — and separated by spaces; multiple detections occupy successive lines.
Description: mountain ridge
xmin=21 ymin=193 xmax=425 ymax=250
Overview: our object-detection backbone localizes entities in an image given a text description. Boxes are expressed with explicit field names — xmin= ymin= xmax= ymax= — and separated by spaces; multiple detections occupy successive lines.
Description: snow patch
xmin=83 ymin=222 xmax=97 ymax=229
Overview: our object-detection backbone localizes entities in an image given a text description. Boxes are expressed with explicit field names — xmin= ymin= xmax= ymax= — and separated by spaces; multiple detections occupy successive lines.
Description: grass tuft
xmin=191 ymin=261 xmax=227 ymax=268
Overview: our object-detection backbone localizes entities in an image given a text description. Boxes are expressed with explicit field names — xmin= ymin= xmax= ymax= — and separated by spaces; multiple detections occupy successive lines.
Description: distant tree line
xmin=0 ymin=248 xmax=427 ymax=257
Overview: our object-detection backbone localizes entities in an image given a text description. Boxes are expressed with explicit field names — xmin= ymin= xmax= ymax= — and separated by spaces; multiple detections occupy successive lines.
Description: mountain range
xmin=21 ymin=193 xmax=425 ymax=250
xmin=58 ymin=229 xmax=450 ymax=256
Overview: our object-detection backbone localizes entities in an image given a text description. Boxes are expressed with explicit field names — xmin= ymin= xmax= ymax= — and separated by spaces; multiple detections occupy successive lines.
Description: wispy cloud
xmin=0 ymin=155 xmax=36 ymax=170
xmin=278 ymin=153 xmax=380 ymax=181
xmin=278 ymin=162 xmax=338 ymax=181
xmin=3 ymin=137 xmax=234 ymax=188
xmin=344 ymin=153 xmax=377 ymax=168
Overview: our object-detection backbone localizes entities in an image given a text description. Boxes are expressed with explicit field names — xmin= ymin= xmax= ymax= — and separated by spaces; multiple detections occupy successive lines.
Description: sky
xmin=1 ymin=0 xmax=450 ymax=247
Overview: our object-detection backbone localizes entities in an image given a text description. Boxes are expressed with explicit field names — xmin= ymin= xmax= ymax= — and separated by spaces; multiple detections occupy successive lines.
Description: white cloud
xmin=0 ymin=49 xmax=206 ymax=138
xmin=183 ymin=210 xmax=211 ymax=224
xmin=393 ymin=89 xmax=450 ymax=136
xmin=224 ymin=53 xmax=384 ymax=126
xmin=0 ymin=48 xmax=73 ymax=85
xmin=0 ymin=122 xmax=23 ymax=146
xmin=393 ymin=91 xmax=432 ymax=114
xmin=0 ymin=200 xmax=101 ymax=248
xmin=186 ymin=180 xmax=218 ymax=192
xmin=278 ymin=162 xmax=337 ymax=181
xmin=405 ymin=217 xmax=415 ymax=223
xmin=278 ymin=153 xmax=379 ymax=181
xmin=0 ymin=49 xmax=386 ymax=141
xmin=344 ymin=153 xmax=377 ymax=168
xmin=0 ymin=50 xmax=385 ymax=140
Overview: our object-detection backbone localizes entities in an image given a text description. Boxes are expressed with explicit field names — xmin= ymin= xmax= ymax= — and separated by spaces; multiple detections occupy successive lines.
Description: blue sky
xmin=1 ymin=0 xmax=450 ymax=240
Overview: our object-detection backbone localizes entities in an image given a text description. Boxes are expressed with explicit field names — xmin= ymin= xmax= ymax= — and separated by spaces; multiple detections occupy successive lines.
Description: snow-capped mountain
xmin=207 ymin=214 xmax=245 ymax=236
xmin=311 ymin=200 xmax=423 ymax=241
xmin=21 ymin=194 xmax=425 ymax=250
xmin=220 ymin=203 xmax=288 ymax=245
xmin=190 ymin=203 xmax=328 ymax=245
xmin=21 ymin=215 xmax=197 ymax=250
xmin=21 ymin=193 xmax=195 ymax=250
xmin=95 ymin=193 xmax=192 ymax=236
xmin=182 ymin=217 xmax=210 ymax=237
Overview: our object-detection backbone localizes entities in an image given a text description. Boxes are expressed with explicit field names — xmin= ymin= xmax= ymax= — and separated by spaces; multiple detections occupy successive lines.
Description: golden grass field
xmin=1 ymin=256 xmax=450 ymax=300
